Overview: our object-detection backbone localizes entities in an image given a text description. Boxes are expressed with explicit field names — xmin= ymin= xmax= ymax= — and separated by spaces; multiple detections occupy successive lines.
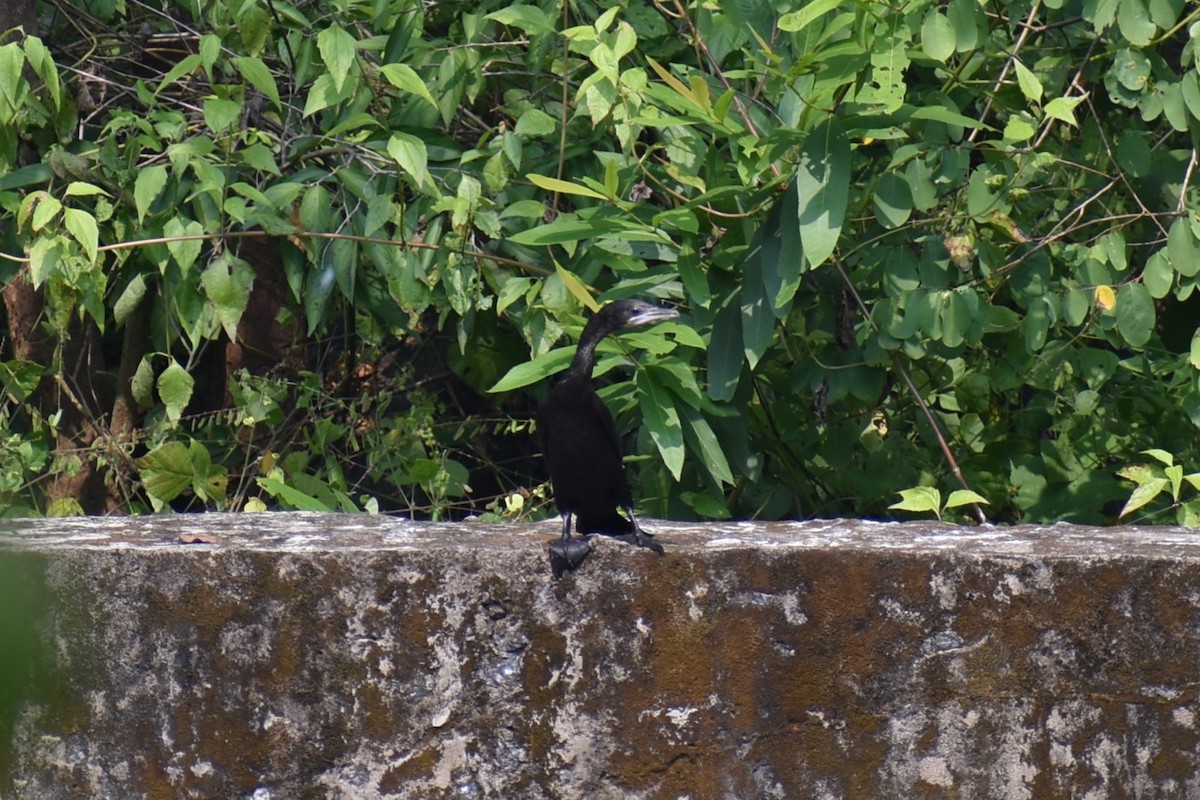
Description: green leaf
xmin=1116 ymin=0 xmax=1156 ymax=46
xmin=679 ymin=402 xmax=734 ymax=485
xmin=945 ymin=489 xmax=989 ymax=509
xmin=157 ymin=360 xmax=195 ymax=423
xmin=164 ymin=217 xmax=204 ymax=275
xmin=515 ymin=108 xmax=558 ymax=138
xmin=235 ymin=56 xmax=281 ymax=110
xmin=136 ymin=441 xmax=193 ymax=510
xmin=1044 ymin=95 xmax=1085 ymax=126
xmin=889 ymin=486 xmax=942 ymax=516
xmin=921 ymin=11 xmax=956 ymax=63
xmin=556 ymin=264 xmax=598 ymax=311
xmin=62 ymin=207 xmax=99 ymax=264
xmin=1141 ymin=448 xmax=1175 ymax=466
xmin=706 ymin=300 xmax=743 ymax=402
xmin=64 ymin=181 xmax=110 ymax=197
xmin=488 ymin=348 xmax=574 ymax=393
xmin=155 ymin=53 xmax=202 ymax=94
xmin=526 ymin=173 xmax=609 ymax=200
xmin=637 ymin=370 xmax=685 ymax=481
xmin=1115 ymin=282 xmax=1154 ymax=347
xmin=201 ymin=253 xmax=256 ymax=341
xmin=777 ymin=0 xmax=842 ymax=32
xmin=131 ymin=355 xmax=154 ymax=407
xmin=379 ymin=63 xmax=439 ymax=110
xmin=508 ymin=215 xmax=633 ymax=246
xmin=388 ymin=132 xmax=431 ymax=190
xmin=873 ymin=172 xmax=913 ymax=228
xmin=1169 ymin=217 xmax=1200 ymax=277
xmin=1119 ymin=476 xmax=1169 ymax=518
xmin=134 ymin=165 xmax=168 ymax=223
xmin=0 ymin=359 xmax=43 ymax=403
xmin=486 ymin=5 xmax=555 ymax=35
xmin=795 ymin=117 xmax=850 ymax=269
xmin=1013 ymin=59 xmax=1044 ymax=102
xmin=1142 ymin=248 xmax=1172 ymax=298
xmin=256 ymin=476 xmax=336 ymax=512
xmin=317 ymin=25 xmax=358 ymax=94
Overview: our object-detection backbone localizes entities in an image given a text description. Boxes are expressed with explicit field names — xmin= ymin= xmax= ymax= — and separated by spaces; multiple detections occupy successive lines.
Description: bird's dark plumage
xmin=537 ymin=298 xmax=680 ymax=577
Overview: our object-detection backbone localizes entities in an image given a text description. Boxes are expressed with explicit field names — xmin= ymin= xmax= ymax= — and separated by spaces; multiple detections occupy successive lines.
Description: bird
xmin=536 ymin=298 xmax=681 ymax=577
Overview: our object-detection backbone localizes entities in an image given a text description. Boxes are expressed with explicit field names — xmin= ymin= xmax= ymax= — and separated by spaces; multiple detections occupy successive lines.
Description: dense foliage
xmin=2 ymin=0 xmax=1200 ymax=524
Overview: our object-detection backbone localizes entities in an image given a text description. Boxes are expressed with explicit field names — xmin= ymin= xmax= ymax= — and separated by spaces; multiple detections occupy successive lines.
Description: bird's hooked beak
xmin=626 ymin=305 xmax=681 ymax=328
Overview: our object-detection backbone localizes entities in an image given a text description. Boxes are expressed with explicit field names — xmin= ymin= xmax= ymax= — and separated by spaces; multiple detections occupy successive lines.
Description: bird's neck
xmin=569 ymin=337 xmax=600 ymax=377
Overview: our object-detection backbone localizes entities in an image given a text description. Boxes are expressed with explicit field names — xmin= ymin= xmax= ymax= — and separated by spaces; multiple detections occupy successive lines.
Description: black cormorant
xmin=537 ymin=298 xmax=681 ymax=577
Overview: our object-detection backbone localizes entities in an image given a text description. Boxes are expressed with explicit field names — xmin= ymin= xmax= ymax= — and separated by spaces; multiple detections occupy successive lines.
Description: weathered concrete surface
xmin=3 ymin=514 xmax=1200 ymax=799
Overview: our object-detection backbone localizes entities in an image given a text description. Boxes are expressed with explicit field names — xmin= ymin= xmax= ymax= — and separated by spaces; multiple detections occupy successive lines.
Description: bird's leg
xmin=548 ymin=512 xmax=591 ymax=578
xmin=615 ymin=506 xmax=665 ymax=554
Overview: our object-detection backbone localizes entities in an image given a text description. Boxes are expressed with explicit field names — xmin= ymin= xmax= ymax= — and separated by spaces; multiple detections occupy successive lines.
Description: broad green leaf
xmin=64 ymin=181 xmax=110 ymax=197
xmin=945 ymin=489 xmax=989 ymax=508
xmin=134 ymin=165 xmax=168 ymax=223
xmin=527 ymin=173 xmax=609 ymax=200
xmin=1013 ymin=59 xmax=1043 ymax=102
xmin=131 ymin=355 xmax=154 ymax=406
xmin=1119 ymin=476 xmax=1169 ymax=518
xmin=30 ymin=194 xmax=61 ymax=231
xmin=201 ymin=253 xmax=256 ymax=341
xmin=1116 ymin=0 xmax=1156 ymax=45
xmin=235 ymin=56 xmax=281 ymax=110
xmin=873 ymin=171 xmax=912 ymax=228
xmin=164 ymin=217 xmax=204 ymax=275
xmin=1169 ymin=217 xmax=1200 ymax=277
xmin=488 ymin=347 xmax=574 ymax=393
xmin=706 ymin=300 xmax=743 ymax=402
xmin=515 ymin=108 xmax=558 ymax=137
xmin=256 ymin=476 xmax=335 ymax=512
xmin=155 ymin=53 xmax=202 ymax=94
xmin=508 ymin=216 xmax=634 ymax=246
xmin=1142 ymin=249 xmax=1172 ymax=298
xmin=379 ymin=63 xmax=438 ymax=110
xmin=889 ymin=486 xmax=942 ymax=515
xmin=795 ymin=117 xmax=850 ymax=269
xmin=679 ymin=403 xmax=734 ymax=485
xmin=388 ymin=132 xmax=431 ymax=190
xmin=1141 ymin=448 xmax=1175 ymax=466
xmin=921 ymin=11 xmax=956 ymax=62
xmin=777 ymin=0 xmax=842 ymax=32
xmin=1115 ymin=282 xmax=1155 ymax=347
xmin=637 ymin=370 xmax=685 ymax=481
xmin=317 ymin=25 xmax=357 ymax=94
xmin=28 ymin=236 xmax=62 ymax=288
xmin=1044 ymin=95 xmax=1086 ymax=126
xmin=62 ymin=207 xmax=99 ymax=264
xmin=137 ymin=441 xmax=192 ymax=509
xmin=0 ymin=360 xmax=42 ymax=403
xmin=157 ymin=360 xmax=195 ymax=423
xmin=486 ymin=6 xmax=555 ymax=35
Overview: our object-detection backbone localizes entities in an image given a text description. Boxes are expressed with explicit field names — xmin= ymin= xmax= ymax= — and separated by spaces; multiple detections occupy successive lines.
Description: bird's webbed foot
xmin=548 ymin=536 xmax=592 ymax=578
xmin=613 ymin=527 xmax=665 ymax=555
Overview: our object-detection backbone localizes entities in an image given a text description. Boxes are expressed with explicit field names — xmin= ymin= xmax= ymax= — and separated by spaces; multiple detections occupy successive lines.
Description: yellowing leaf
xmin=1095 ymin=284 xmax=1116 ymax=312
xmin=555 ymin=263 xmax=599 ymax=311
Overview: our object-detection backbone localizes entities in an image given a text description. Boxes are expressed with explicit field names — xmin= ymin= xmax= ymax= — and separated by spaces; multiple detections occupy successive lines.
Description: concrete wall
xmin=3 ymin=513 xmax=1200 ymax=799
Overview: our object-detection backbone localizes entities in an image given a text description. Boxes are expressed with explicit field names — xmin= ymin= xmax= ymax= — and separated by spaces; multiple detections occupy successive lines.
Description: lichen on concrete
xmin=5 ymin=514 xmax=1200 ymax=798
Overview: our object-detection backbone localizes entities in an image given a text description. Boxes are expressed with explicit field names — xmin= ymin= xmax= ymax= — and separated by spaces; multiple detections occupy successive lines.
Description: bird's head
xmin=595 ymin=298 xmax=681 ymax=332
